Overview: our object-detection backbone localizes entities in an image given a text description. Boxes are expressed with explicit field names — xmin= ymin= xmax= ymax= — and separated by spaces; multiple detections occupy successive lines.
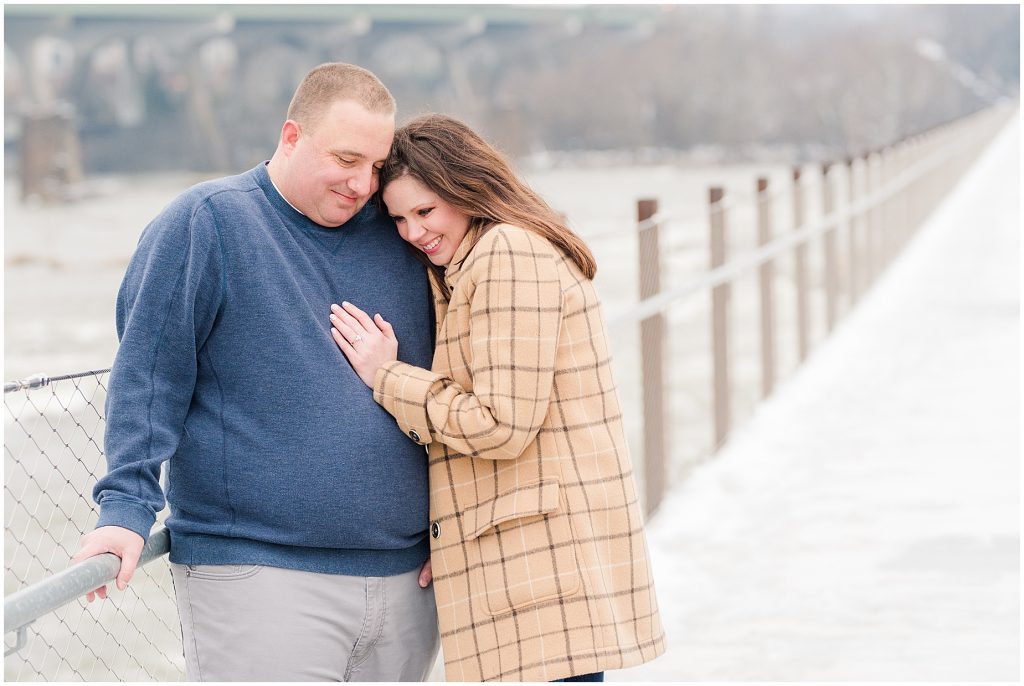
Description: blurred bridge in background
xmin=6 ymin=3 xmax=658 ymax=193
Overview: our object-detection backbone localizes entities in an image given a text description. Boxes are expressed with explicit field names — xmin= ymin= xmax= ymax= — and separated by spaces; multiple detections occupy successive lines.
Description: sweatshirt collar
xmin=253 ymin=162 xmax=374 ymax=253
xmin=265 ymin=165 xmax=306 ymax=217
xmin=256 ymin=162 xmax=314 ymax=228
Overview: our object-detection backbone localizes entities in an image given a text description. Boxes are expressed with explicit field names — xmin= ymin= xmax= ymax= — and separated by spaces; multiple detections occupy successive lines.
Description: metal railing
xmin=616 ymin=102 xmax=1015 ymax=514
xmin=4 ymin=371 xmax=183 ymax=680
xmin=3 ymin=101 xmax=1015 ymax=681
xmin=5 ymin=529 xmax=170 ymax=654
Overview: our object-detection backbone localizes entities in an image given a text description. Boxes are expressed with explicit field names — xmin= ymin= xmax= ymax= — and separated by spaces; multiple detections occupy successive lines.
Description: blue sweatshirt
xmin=93 ymin=163 xmax=435 ymax=576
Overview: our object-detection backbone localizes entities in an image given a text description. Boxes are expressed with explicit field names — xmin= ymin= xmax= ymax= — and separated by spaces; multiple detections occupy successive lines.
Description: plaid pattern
xmin=374 ymin=224 xmax=665 ymax=682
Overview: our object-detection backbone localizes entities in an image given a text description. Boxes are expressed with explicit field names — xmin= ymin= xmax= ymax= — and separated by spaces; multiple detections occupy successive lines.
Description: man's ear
xmin=280 ymin=119 xmax=301 ymax=152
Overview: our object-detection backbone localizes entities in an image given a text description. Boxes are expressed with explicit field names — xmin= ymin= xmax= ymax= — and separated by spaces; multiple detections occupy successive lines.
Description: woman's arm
xmin=335 ymin=227 xmax=563 ymax=460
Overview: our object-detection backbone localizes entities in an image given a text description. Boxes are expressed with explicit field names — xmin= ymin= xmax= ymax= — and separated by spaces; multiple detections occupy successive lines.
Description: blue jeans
xmin=554 ymin=673 xmax=604 ymax=682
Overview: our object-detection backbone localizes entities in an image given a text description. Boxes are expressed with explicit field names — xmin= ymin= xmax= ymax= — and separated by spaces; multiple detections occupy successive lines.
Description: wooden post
xmin=893 ymin=144 xmax=905 ymax=251
xmin=709 ymin=187 xmax=730 ymax=448
xmin=905 ymin=138 xmax=918 ymax=237
xmin=20 ymin=106 xmax=83 ymax=203
xmin=880 ymin=147 xmax=893 ymax=267
xmin=890 ymin=146 xmax=901 ymax=258
xmin=821 ymin=162 xmax=839 ymax=332
xmin=864 ymin=151 xmax=877 ymax=284
xmin=792 ymin=167 xmax=810 ymax=362
xmin=637 ymin=199 xmax=665 ymax=517
xmin=902 ymin=142 xmax=914 ymax=246
xmin=756 ymin=177 xmax=776 ymax=399
xmin=846 ymin=157 xmax=860 ymax=304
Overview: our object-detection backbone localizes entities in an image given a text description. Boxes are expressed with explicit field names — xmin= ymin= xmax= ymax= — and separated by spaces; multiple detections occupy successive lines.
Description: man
xmin=71 ymin=63 xmax=439 ymax=681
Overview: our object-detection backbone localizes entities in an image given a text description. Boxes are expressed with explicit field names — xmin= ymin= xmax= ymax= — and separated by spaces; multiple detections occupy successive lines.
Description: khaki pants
xmin=170 ymin=563 xmax=439 ymax=682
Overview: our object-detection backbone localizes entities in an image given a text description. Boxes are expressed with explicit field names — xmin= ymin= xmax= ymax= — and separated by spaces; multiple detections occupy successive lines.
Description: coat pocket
xmin=464 ymin=478 xmax=581 ymax=616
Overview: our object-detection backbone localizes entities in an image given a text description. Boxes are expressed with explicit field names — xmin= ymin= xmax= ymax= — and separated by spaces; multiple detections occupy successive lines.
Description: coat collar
xmin=442 ymin=226 xmax=483 ymax=291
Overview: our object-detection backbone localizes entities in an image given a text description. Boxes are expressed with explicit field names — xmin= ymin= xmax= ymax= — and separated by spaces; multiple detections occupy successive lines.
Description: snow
xmin=618 ymin=113 xmax=1020 ymax=681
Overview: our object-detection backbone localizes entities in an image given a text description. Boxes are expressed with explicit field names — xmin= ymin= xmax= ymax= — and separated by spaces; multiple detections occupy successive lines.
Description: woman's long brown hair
xmin=378 ymin=114 xmax=597 ymax=298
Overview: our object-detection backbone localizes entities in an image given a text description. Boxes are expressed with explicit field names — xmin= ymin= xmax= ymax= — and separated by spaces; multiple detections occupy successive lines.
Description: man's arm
xmin=74 ymin=199 xmax=224 ymax=598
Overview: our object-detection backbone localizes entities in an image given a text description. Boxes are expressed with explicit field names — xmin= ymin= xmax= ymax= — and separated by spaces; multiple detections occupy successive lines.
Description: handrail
xmin=587 ymin=104 xmax=1007 ymax=247
xmin=605 ymin=107 xmax=990 ymax=328
xmin=4 ymin=527 xmax=171 ymax=636
xmin=4 ymin=368 xmax=113 ymax=393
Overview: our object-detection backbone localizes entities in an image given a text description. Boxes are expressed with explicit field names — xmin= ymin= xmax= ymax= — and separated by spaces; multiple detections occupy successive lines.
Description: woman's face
xmin=382 ymin=175 xmax=471 ymax=268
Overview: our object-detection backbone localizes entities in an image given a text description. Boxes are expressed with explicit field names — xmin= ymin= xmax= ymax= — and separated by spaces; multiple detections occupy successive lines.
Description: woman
xmin=330 ymin=114 xmax=665 ymax=682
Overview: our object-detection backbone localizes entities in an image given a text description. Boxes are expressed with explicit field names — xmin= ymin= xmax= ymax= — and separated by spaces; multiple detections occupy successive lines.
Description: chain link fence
xmin=4 ymin=371 xmax=183 ymax=681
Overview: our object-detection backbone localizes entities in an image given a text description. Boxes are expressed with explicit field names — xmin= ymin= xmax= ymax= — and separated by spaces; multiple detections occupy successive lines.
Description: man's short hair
xmin=286 ymin=63 xmax=396 ymax=131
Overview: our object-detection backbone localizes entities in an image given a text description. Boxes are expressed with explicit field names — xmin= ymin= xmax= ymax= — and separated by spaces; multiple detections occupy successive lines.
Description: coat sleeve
xmin=91 ymin=199 xmax=224 ymax=541
xmin=373 ymin=228 xmax=562 ymax=461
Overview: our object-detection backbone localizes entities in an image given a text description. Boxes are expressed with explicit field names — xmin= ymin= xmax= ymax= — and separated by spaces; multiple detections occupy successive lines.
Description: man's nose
xmin=347 ymin=167 xmax=374 ymax=196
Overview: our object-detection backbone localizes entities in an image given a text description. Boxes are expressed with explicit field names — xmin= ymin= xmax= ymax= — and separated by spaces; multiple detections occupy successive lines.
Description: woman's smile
xmin=421 ymin=236 xmax=442 ymax=253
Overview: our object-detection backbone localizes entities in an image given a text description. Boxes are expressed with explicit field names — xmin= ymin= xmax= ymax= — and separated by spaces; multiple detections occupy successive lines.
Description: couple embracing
xmin=73 ymin=63 xmax=665 ymax=682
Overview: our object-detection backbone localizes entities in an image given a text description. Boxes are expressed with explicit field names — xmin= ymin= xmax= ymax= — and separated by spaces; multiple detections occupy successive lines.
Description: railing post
xmin=821 ymin=162 xmax=839 ymax=332
xmin=20 ymin=104 xmax=83 ymax=203
xmin=910 ymin=138 xmax=922 ymax=238
xmin=904 ymin=142 xmax=915 ymax=245
xmin=846 ymin=157 xmax=860 ymax=304
xmin=756 ymin=177 xmax=776 ymax=399
xmin=792 ymin=167 xmax=810 ymax=362
xmin=709 ymin=187 xmax=730 ymax=448
xmin=864 ymin=150 xmax=878 ymax=284
xmin=890 ymin=143 xmax=901 ymax=252
xmin=880 ymin=146 xmax=893 ymax=268
xmin=929 ymin=131 xmax=940 ymax=218
xmin=896 ymin=142 xmax=909 ymax=250
xmin=637 ymin=198 xmax=665 ymax=517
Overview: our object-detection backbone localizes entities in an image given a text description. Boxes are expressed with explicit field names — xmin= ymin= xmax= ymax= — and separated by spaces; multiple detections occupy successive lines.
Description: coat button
xmin=430 ymin=521 xmax=440 ymax=539
xmin=409 ymin=429 xmax=421 ymax=443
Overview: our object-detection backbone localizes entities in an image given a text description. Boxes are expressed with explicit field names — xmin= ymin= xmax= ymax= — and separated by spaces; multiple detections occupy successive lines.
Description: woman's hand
xmin=331 ymin=301 xmax=398 ymax=388
xmin=418 ymin=558 xmax=432 ymax=588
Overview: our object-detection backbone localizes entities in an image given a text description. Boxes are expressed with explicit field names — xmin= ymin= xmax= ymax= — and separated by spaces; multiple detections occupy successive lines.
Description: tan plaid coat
xmin=373 ymin=224 xmax=666 ymax=681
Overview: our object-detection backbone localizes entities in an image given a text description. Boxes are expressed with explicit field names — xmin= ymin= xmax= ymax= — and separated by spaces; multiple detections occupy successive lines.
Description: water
xmin=5 ymin=162 xmax=815 ymax=375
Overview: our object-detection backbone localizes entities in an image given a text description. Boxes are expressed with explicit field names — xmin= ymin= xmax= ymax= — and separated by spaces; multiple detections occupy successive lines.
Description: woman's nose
xmin=405 ymin=220 xmax=426 ymax=242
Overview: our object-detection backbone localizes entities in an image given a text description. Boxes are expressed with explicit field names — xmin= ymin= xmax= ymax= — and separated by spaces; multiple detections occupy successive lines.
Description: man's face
xmin=283 ymin=99 xmax=395 ymax=227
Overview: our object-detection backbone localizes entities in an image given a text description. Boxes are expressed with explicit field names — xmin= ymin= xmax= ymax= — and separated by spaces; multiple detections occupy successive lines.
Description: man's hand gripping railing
xmin=4 ymin=527 xmax=170 ymax=656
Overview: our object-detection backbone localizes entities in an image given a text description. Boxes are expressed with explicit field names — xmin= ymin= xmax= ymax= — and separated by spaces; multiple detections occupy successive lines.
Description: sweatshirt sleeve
xmin=92 ymin=199 xmax=224 ymax=541
xmin=374 ymin=227 xmax=562 ymax=461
